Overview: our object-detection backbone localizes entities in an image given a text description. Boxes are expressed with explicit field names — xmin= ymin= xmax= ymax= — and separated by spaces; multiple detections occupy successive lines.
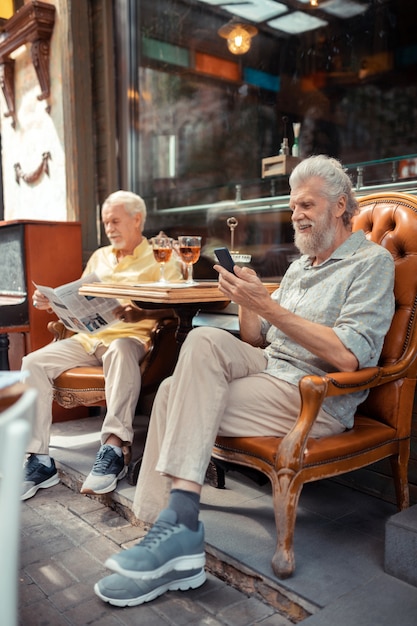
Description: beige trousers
xmin=133 ymin=326 xmax=344 ymax=523
xmin=22 ymin=336 xmax=146 ymax=454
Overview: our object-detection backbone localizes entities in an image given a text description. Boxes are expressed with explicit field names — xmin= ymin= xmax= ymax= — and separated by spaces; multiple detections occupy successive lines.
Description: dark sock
xmin=168 ymin=489 xmax=200 ymax=531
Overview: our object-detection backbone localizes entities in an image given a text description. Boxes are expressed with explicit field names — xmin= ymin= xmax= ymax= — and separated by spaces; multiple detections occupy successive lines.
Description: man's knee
xmin=184 ymin=326 xmax=230 ymax=351
xmin=104 ymin=338 xmax=145 ymax=363
xmin=105 ymin=337 xmax=133 ymax=352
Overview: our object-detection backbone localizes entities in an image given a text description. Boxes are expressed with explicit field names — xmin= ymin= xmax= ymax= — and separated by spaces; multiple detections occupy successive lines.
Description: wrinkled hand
xmin=214 ymin=264 xmax=270 ymax=311
xmin=32 ymin=289 xmax=53 ymax=312
xmin=113 ymin=303 xmax=144 ymax=323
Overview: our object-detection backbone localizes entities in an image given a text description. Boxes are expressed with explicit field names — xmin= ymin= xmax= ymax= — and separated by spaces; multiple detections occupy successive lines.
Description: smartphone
xmin=214 ymin=247 xmax=235 ymax=273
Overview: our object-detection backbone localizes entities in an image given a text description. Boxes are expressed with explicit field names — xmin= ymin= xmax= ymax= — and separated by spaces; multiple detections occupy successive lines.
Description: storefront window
xmin=114 ymin=0 xmax=416 ymax=276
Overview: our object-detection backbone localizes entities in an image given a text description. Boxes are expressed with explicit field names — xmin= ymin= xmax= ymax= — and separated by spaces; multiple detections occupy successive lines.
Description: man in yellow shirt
xmin=21 ymin=190 xmax=182 ymax=499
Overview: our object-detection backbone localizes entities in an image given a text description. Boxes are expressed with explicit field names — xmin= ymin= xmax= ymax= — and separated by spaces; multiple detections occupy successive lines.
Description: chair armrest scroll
xmin=275 ymin=375 xmax=328 ymax=470
xmin=47 ymin=320 xmax=75 ymax=341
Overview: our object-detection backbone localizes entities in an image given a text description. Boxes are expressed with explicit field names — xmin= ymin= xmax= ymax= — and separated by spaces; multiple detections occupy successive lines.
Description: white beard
xmin=110 ymin=238 xmax=126 ymax=249
xmin=293 ymin=209 xmax=336 ymax=258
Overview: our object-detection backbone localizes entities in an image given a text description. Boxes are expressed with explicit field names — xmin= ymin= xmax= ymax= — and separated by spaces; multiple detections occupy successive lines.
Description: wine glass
xmin=151 ymin=236 xmax=173 ymax=283
xmin=178 ymin=236 xmax=201 ymax=285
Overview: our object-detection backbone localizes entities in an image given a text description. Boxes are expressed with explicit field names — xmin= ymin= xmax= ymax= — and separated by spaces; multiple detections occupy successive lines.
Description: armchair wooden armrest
xmin=47 ymin=320 xmax=75 ymax=341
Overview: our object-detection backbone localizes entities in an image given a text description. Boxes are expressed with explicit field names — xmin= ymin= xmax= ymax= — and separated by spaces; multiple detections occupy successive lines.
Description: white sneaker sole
xmin=21 ymin=473 xmax=60 ymax=501
xmin=80 ymin=465 xmax=127 ymax=495
xmin=94 ymin=568 xmax=206 ymax=607
xmin=105 ymin=551 xmax=206 ymax=580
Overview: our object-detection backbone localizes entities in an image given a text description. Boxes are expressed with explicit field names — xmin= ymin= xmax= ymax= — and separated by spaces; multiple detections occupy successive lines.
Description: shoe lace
xmin=92 ymin=445 xmax=117 ymax=473
xmin=138 ymin=520 xmax=175 ymax=548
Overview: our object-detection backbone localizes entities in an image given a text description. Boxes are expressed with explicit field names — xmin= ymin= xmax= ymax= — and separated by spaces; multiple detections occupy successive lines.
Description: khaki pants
xmin=22 ymin=336 xmax=146 ymax=454
xmin=133 ymin=326 xmax=344 ymax=523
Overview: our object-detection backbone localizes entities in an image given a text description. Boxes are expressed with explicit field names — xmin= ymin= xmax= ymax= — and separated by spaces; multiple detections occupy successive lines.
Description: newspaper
xmin=34 ymin=273 xmax=120 ymax=334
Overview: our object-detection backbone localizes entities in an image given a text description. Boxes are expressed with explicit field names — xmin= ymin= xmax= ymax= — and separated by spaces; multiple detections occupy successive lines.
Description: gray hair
xmin=289 ymin=155 xmax=358 ymax=226
xmin=102 ymin=190 xmax=147 ymax=229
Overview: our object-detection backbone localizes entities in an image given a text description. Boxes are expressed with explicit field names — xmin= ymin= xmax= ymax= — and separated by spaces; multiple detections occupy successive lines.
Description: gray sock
xmin=105 ymin=444 xmax=122 ymax=457
xmin=35 ymin=454 xmax=52 ymax=468
xmin=168 ymin=489 xmax=200 ymax=531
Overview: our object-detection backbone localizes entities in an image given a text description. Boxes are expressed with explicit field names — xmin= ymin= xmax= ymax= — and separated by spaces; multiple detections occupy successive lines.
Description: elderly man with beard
xmin=94 ymin=155 xmax=395 ymax=607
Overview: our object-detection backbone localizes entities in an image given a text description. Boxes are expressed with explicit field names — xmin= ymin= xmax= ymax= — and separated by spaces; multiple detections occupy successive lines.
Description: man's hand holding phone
xmin=214 ymin=247 xmax=235 ymax=273
xmin=214 ymin=247 xmax=271 ymax=314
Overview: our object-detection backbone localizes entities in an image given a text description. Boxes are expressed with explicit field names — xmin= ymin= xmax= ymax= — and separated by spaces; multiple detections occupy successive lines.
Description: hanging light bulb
xmin=218 ymin=20 xmax=258 ymax=56
xmin=310 ymin=0 xmax=319 ymax=6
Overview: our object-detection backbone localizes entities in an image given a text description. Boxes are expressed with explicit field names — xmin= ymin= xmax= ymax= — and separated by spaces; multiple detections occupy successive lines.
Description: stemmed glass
xmin=151 ymin=236 xmax=173 ymax=284
xmin=178 ymin=236 xmax=201 ymax=285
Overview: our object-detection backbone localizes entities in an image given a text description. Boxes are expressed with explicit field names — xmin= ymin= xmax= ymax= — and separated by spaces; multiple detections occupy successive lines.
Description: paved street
xmin=19 ymin=483 xmax=292 ymax=625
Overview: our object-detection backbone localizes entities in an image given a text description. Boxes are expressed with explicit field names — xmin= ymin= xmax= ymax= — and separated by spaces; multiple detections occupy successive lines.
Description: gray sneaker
xmin=105 ymin=508 xmax=205 ymax=579
xmin=94 ymin=567 xmax=206 ymax=607
xmin=21 ymin=454 xmax=60 ymax=501
xmin=80 ymin=444 xmax=127 ymax=495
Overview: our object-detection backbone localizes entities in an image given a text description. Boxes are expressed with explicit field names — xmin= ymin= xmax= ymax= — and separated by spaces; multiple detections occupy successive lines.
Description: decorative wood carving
xmin=0 ymin=58 xmax=16 ymax=127
xmin=30 ymin=38 xmax=51 ymax=108
xmin=0 ymin=1 xmax=56 ymax=126
xmin=14 ymin=151 xmax=51 ymax=185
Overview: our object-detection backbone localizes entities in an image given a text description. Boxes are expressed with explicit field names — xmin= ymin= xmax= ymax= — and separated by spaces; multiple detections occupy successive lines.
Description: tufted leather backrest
xmin=353 ymin=192 xmax=417 ymax=367
xmin=353 ymin=192 xmax=417 ymax=429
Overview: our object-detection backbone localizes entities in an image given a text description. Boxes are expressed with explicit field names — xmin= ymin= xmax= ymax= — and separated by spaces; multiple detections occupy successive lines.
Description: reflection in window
xmin=120 ymin=0 xmax=417 ymax=210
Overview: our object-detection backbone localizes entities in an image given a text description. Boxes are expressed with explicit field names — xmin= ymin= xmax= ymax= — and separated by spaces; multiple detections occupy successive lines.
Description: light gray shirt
xmin=260 ymin=230 xmax=395 ymax=427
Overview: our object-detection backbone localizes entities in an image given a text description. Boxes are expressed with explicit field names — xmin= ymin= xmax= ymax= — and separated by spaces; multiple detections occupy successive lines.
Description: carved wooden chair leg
xmin=205 ymin=459 xmax=226 ymax=489
xmin=126 ymin=456 xmax=143 ymax=486
xmin=390 ymin=442 xmax=410 ymax=510
xmin=207 ymin=457 xmax=270 ymax=489
xmin=270 ymin=473 xmax=303 ymax=579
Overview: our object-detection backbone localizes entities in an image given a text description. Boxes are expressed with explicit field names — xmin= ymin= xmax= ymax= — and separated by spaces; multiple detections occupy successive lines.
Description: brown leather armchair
xmin=212 ymin=191 xmax=417 ymax=579
xmin=48 ymin=316 xmax=179 ymax=411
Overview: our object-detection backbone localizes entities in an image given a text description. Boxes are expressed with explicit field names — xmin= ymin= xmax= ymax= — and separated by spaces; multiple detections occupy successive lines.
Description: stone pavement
xmin=18 ymin=483 xmax=292 ymax=626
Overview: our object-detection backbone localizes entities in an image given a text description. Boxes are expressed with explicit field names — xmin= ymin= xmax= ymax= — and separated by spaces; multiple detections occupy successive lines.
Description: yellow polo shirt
xmin=73 ymin=238 xmax=182 ymax=353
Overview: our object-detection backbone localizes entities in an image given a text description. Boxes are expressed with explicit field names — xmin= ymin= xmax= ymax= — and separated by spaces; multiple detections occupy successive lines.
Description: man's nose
xmin=291 ymin=206 xmax=306 ymax=221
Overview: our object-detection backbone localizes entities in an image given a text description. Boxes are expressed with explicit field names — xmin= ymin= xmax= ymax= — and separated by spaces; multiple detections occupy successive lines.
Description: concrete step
xmin=385 ymin=503 xmax=417 ymax=587
xmin=300 ymin=573 xmax=417 ymax=626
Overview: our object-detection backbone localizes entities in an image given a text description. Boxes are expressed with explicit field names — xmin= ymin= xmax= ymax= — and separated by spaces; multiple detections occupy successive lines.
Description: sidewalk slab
xmin=385 ymin=503 xmax=417 ymax=587
xmin=299 ymin=573 xmax=417 ymax=626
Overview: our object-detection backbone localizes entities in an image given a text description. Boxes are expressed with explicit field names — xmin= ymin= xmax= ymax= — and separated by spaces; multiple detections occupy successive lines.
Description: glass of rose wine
xmin=178 ymin=236 xmax=201 ymax=285
xmin=151 ymin=236 xmax=173 ymax=283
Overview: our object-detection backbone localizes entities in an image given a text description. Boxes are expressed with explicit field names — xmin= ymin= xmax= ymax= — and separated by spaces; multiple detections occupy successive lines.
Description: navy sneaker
xmin=105 ymin=508 xmax=205 ymax=580
xmin=21 ymin=454 xmax=59 ymax=501
xmin=80 ymin=444 xmax=127 ymax=495
xmin=94 ymin=567 xmax=206 ymax=607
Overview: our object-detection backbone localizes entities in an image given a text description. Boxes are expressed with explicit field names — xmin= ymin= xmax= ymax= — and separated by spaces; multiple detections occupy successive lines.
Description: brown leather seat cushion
xmin=215 ymin=416 xmax=398 ymax=468
xmin=54 ymin=367 xmax=105 ymax=390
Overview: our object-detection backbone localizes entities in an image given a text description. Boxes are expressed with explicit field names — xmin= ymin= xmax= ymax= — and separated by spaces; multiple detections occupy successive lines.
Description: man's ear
xmin=135 ymin=213 xmax=143 ymax=232
xmin=335 ymin=195 xmax=347 ymax=218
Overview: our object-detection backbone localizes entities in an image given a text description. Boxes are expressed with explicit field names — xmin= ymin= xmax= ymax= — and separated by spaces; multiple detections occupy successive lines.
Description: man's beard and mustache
xmin=293 ymin=207 xmax=336 ymax=258
xmin=109 ymin=235 xmax=126 ymax=249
